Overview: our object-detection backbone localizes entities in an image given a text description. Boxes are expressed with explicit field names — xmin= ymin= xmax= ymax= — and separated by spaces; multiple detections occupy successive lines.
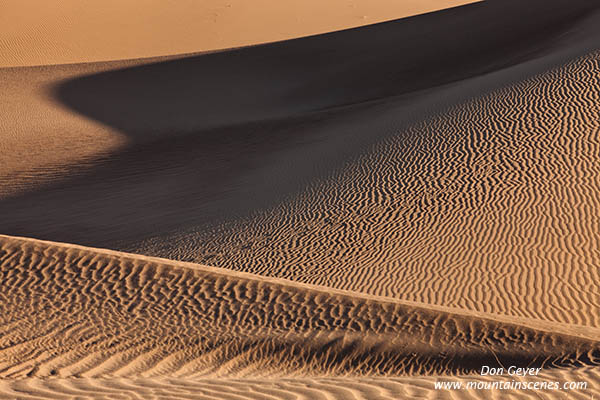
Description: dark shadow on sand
xmin=53 ymin=0 xmax=595 ymax=142
xmin=0 ymin=0 xmax=597 ymax=255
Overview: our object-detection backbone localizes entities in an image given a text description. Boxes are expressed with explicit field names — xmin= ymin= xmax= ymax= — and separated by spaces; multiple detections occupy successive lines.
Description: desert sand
xmin=0 ymin=0 xmax=477 ymax=68
xmin=0 ymin=234 xmax=599 ymax=398
xmin=1 ymin=0 xmax=600 ymax=398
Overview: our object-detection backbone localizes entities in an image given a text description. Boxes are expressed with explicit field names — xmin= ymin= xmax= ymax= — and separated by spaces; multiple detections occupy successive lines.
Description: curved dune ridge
xmin=0 ymin=0 xmax=477 ymax=68
xmin=1 ymin=235 xmax=599 ymax=381
xmin=173 ymin=50 xmax=600 ymax=327
xmin=1 ymin=0 xmax=600 ymax=398
xmin=0 ymin=0 xmax=595 ymax=200
xmin=1 ymin=1 xmax=599 ymax=330
xmin=1 ymin=368 xmax=599 ymax=400
xmin=0 ymin=60 xmax=145 ymax=200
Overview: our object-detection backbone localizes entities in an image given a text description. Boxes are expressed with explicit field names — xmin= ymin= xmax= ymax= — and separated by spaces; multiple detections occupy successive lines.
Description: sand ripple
xmin=185 ymin=51 xmax=600 ymax=327
xmin=1 ymin=235 xmax=598 ymax=381
xmin=0 ymin=369 xmax=598 ymax=399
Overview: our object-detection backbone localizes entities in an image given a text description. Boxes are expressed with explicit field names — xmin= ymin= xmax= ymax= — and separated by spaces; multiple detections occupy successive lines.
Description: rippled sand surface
xmin=0 ymin=235 xmax=598 ymax=396
xmin=1 ymin=0 xmax=600 ymax=398
xmin=184 ymin=51 xmax=600 ymax=327
xmin=1 ymin=369 xmax=599 ymax=400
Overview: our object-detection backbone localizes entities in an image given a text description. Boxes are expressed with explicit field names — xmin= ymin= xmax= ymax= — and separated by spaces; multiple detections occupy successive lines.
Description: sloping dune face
xmin=0 ymin=0 xmax=577 ymax=201
xmin=0 ymin=0 xmax=477 ymax=67
xmin=2 ymin=0 xmax=599 ymax=328
xmin=52 ymin=0 xmax=596 ymax=139
xmin=2 ymin=0 xmax=600 ymax=398
xmin=1 ymin=235 xmax=599 ymax=381
xmin=186 ymin=51 xmax=600 ymax=326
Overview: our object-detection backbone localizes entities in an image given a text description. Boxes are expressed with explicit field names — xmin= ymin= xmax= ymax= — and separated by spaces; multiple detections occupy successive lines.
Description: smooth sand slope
xmin=2 ymin=0 xmax=600 ymax=326
xmin=0 ymin=235 xmax=599 ymax=399
xmin=0 ymin=0 xmax=477 ymax=68
xmin=0 ymin=0 xmax=480 ymax=198
xmin=0 ymin=62 xmax=128 ymax=199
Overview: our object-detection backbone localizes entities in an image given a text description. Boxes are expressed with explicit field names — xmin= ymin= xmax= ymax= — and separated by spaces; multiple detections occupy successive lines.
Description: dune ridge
xmin=2 ymin=0 xmax=600 ymax=398
xmin=0 ymin=0 xmax=479 ymax=68
xmin=2 ymin=0 xmax=597 ymax=217
xmin=54 ymin=0 xmax=597 ymax=140
xmin=2 ymin=234 xmax=598 ymax=340
xmin=174 ymin=49 xmax=600 ymax=327
xmin=0 ymin=0 xmax=599 ymax=340
xmin=1 ymin=234 xmax=599 ymax=381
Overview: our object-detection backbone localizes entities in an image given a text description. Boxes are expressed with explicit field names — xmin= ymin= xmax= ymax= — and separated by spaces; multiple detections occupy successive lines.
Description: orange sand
xmin=1 ymin=0 xmax=600 ymax=398
xmin=0 ymin=0 xmax=477 ymax=67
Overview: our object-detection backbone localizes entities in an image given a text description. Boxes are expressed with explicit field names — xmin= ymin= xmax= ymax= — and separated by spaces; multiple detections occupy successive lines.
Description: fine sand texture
xmin=0 ymin=0 xmax=477 ymax=68
xmin=175 ymin=50 xmax=600 ymax=327
xmin=0 ymin=235 xmax=599 ymax=399
xmin=1 ymin=369 xmax=599 ymax=400
xmin=2 ymin=0 xmax=600 ymax=398
xmin=2 ymin=0 xmax=600 ymax=326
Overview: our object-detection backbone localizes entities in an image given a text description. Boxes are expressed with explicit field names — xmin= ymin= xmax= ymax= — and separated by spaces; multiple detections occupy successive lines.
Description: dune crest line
xmin=1 ymin=235 xmax=599 ymax=380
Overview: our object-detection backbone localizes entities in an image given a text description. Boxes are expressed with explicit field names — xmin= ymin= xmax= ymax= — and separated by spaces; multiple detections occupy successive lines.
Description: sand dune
xmin=1 ymin=0 xmax=600 ymax=327
xmin=0 ymin=0 xmax=593 ymax=199
xmin=2 ymin=0 xmax=600 ymax=398
xmin=0 ymin=235 xmax=598 ymax=382
xmin=182 ymin=50 xmax=600 ymax=327
xmin=54 ymin=0 xmax=596 ymax=139
xmin=0 ymin=0 xmax=477 ymax=68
